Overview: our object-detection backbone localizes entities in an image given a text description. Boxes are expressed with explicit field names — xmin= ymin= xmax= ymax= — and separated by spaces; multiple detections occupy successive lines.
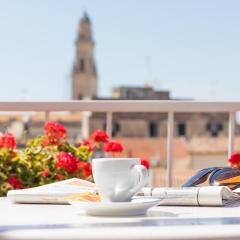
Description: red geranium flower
xmin=10 ymin=151 xmax=17 ymax=158
xmin=42 ymin=137 xmax=50 ymax=146
xmin=103 ymin=140 xmax=123 ymax=152
xmin=44 ymin=121 xmax=67 ymax=145
xmin=140 ymin=158 xmax=150 ymax=170
xmin=0 ymin=133 xmax=16 ymax=149
xmin=91 ymin=130 xmax=109 ymax=143
xmin=8 ymin=177 xmax=22 ymax=189
xmin=56 ymin=151 xmax=78 ymax=173
xmin=42 ymin=169 xmax=49 ymax=177
xmin=56 ymin=174 xmax=64 ymax=180
xmin=228 ymin=153 xmax=240 ymax=168
xmin=78 ymin=140 xmax=93 ymax=152
xmin=78 ymin=161 xmax=92 ymax=177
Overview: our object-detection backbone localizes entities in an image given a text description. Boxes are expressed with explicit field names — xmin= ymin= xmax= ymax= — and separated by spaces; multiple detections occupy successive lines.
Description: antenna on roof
xmin=153 ymin=79 xmax=163 ymax=90
xmin=145 ymin=56 xmax=152 ymax=87
xmin=144 ymin=80 xmax=150 ymax=88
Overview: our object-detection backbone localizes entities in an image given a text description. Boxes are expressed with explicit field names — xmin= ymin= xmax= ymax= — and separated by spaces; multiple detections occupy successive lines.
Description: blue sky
xmin=1 ymin=0 xmax=240 ymax=101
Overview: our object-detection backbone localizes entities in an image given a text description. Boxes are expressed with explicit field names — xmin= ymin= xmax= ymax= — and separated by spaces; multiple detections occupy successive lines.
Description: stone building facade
xmin=72 ymin=13 xmax=229 ymax=139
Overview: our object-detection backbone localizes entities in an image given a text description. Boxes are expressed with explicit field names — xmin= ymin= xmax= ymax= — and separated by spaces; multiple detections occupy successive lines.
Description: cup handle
xmin=113 ymin=165 xmax=148 ymax=201
xmin=128 ymin=164 xmax=148 ymax=197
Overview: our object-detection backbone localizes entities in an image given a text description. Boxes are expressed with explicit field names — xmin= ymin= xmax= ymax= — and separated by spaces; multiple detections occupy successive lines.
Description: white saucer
xmin=69 ymin=197 xmax=161 ymax=217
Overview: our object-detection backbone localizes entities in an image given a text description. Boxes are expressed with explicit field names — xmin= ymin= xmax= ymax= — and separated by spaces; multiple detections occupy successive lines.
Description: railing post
xmin=167 ymin=111 xmax=174 ymax=187
xmin=106 ymin=112 xmax=113 ymax=139
xmin=228 ymin=112 xmax=236 ymax=158
xmin=82 ymin=111 xmax=92 ymax=139
xmin=45 ymin=111 xmax=50 ymax=122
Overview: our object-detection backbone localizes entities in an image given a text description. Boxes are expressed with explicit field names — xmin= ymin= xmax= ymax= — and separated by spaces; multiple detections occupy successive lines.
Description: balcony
xmin=0 ymin=100 xmax=238 ymax=187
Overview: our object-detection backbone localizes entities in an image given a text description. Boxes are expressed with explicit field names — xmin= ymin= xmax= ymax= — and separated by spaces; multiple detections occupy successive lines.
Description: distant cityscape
xmin=72 ymin=13 xmax=229 ymax=138
xmin=0 ymin=12 xmax=239 ymax=177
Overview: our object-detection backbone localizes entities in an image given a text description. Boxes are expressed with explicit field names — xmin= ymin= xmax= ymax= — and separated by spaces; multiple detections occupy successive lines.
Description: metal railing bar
xmin=0 ymin=101 xmax=239 ymax=112
xmin=167 ymin=111 xmax=174 ymax=187
xmin=228 ymin=112 xmax=236 ymax=158
xmin=45 ymin=111 xmax=50 ymax=122
xmin=106 ymin=112 xmax=113 ymax=139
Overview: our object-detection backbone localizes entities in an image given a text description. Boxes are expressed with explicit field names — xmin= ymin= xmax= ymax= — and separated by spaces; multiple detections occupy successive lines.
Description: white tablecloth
xmin=1 ymin=197 xmax=240 ymax=240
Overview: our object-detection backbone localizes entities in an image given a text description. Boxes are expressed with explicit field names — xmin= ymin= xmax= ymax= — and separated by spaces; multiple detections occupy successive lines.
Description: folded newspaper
xmin=7 ymin=178 xmax=240 ymax=206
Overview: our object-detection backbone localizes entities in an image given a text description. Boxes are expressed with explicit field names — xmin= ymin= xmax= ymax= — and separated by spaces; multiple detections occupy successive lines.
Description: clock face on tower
xmin=72 ymin=12 xmax=97 ymax=100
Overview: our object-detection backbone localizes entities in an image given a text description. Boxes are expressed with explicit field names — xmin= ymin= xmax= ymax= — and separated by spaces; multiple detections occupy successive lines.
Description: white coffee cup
xmin=92 ymin=158 xmax=148 ymax=202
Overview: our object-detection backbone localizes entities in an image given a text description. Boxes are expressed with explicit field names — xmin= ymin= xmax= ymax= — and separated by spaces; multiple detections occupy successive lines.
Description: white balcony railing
xmin=0 ymin=100 xmax=238 ymax=187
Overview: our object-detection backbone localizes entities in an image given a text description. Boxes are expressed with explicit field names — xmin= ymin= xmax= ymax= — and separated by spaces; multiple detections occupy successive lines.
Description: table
xmin=1 ymin=197 xmax=240 ymax=240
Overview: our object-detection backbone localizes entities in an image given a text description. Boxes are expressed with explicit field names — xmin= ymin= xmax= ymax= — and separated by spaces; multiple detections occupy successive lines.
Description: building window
xmin=218 ymin=123 xmax=223 ymax=131
xmin=178 ymin=123 xmax=186 ymax=136
xmin=80 ymin=59 xmax=85 ymax=72
xmin=149 ymin=121 xmax=158 ymax=137
xmin=103 ymin=122 xmax=120 ymax=137
xmin=112 ymin=122 xmax=120 ymax=137
xmin=206 ymin=122 xmax=223 ymax=137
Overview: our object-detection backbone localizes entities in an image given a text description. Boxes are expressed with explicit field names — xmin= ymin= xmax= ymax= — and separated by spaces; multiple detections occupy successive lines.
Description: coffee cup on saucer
xmin=92 ymin=158 xmax=148 ymax=202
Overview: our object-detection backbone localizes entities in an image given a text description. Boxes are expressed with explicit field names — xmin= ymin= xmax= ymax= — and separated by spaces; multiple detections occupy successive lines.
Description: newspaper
xmin=7 ymin=178 xmax=240 ymax=206
xmin=7 ymin=178 xmax=97 ymax=204
xmin=141 ymin=186 xmax=240 ymax=206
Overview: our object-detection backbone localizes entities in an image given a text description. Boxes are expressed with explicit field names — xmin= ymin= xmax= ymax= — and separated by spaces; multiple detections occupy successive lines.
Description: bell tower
xmin=72 ymin=12 xmax=97 ymax=100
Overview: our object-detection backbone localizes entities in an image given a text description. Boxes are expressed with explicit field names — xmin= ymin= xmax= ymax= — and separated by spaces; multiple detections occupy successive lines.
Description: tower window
xmin=80 ymin=59 xmax=85 ymax=72
xmin=178 ymin=123 xmax=186 ymax=136
xmin=149 ymin=121 xmax=158 ymax=137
